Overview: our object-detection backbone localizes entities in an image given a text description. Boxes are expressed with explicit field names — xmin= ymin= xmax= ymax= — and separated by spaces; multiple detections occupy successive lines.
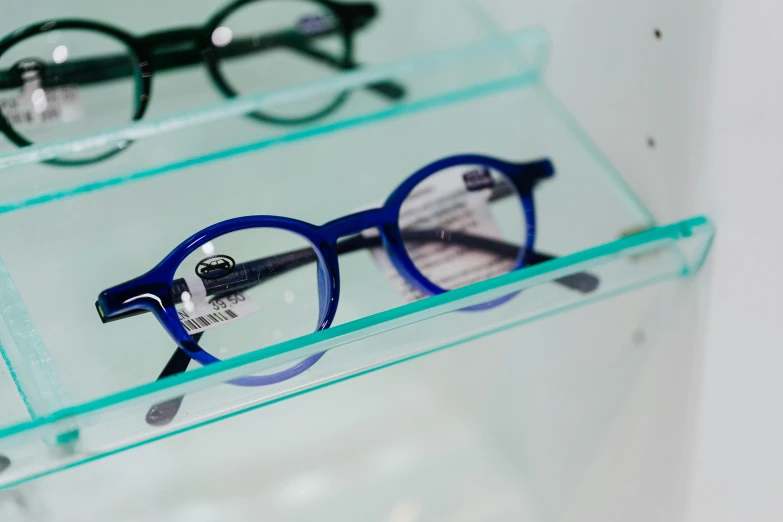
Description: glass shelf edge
xmin=0 ymin=263 xmax=666 ymax=493
xmin=0 ymin=267 xmax=685 ymax=493
xmin=683 ymin=216 xmax=716 ymax=274
xmin=0 ymin=28 xmax=549 ymax=171
xmin=0 ymin=259 xmax=72 ymax=418
xmin=0 ymin=214 xmax=714 ymax=443
xmin=0 ymin=72 xmax=540 ymax=215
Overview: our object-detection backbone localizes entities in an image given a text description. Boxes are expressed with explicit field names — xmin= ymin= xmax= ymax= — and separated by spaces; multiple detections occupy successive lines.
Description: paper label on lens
xmin=365 ymin=166 xmax=517 ymax=303
xmin=296 ymin=13 xmax=338 ymax=35
xmin=0 ymin=85 xmax=84 ymax=128
xmin=177 ymin=291 xmax=260 ymax=335
xmin=463 ymin=167 xmax=495 ymax=191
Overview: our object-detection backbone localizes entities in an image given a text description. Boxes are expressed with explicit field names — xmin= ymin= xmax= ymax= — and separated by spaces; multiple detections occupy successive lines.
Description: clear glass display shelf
xmin=0 ymin=0 xmax=497 ymax=210
xmin=1 ymin=282 xmax=698 ymax=522
xmin=0 ymin=27 xmax=714 ymax=490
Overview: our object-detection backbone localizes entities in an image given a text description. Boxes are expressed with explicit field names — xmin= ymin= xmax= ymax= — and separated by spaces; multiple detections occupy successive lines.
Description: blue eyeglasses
xmin=96 ymin=154 xmax=599 ymax=425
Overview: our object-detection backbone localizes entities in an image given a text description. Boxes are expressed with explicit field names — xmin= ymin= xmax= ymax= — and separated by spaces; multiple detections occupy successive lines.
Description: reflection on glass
xmin=52 ymin=44 xmax=68 ymax=63
xmin=31 ymin=88 xmax=47 ymax=113
xmin=211 ymin=26 xmax=233 ymax=48
xmin=284 ymin=290 xmax=295 ymax=303
xmin=181 ymin=291 xmax=195 ymax=313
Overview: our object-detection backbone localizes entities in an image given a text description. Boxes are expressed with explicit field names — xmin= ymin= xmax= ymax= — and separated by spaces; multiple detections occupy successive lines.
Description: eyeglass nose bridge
xmin=140 ymin=27 xmax=206 ymax=54
xmin=321 ymin=207 xmax=391 ymax=242
xmin=8 ymin=58 xmax=47 ymax=88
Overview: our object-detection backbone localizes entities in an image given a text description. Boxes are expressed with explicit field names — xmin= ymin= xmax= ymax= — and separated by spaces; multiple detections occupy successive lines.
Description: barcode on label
xmin=0 ymin=107 xmax=61 ymax=126
xmin=0 ymin=86 xmax=84 ymax=128
xmin=176 ymin=290 xmax=260 ymax=334
xmin=180 ymin=309 xmax=238 ymax=333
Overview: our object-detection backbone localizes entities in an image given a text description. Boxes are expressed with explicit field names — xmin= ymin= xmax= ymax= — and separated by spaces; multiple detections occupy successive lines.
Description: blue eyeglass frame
xmin=97 ymin=154 xmax=553 ymax=389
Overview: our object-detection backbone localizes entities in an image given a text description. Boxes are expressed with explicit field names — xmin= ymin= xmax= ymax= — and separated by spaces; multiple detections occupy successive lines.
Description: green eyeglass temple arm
xmin=0 ymin=26 xmax=405 ymax=102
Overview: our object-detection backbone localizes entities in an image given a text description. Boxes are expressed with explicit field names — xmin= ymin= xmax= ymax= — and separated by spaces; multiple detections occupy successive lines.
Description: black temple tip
xmin=368 ymin=79 xmax=406 ymax=100
xmin=146 ymin=397 xmax=185 ymax=427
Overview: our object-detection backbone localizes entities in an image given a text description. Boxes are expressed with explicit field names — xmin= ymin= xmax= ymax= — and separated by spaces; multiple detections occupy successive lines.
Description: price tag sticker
xmin=296 ymin=13 xmax=338 ymax=35
xmin=177 ymin=291 xmax=261 ymax=335
xmin=177 ymin=275 xmax=260 ymax=335
xmin=0 ymin=86 xmax=85 ymax=128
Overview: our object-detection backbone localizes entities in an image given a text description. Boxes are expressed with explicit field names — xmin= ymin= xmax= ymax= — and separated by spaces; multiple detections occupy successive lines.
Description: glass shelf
xmin=0 ymin=0 xmax=500 ymax=211
xmin=0 ymin=26 xmax=714 ymax=490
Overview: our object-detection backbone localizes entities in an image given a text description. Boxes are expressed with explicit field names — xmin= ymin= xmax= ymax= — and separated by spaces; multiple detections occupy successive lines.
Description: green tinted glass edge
xmin=0 ymin=29 xmax=549 ymax=170
xmin=0 ymin=271 xmax=684 ymax=492
xmin=0 ymin=73 xmax=540 ymax=214
xmin=0 ymin=215 xmax=713 ymax=443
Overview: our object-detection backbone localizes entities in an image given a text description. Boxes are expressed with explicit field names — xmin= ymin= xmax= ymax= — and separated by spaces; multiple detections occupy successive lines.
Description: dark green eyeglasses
xmin=0 ymin=0 xmax=404 ymax=165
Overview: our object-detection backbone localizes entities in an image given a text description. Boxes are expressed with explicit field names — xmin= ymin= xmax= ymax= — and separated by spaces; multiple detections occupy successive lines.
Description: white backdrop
xmin=483 ymin=0 xmax=783 ymax=520
xmin=683 ymin=1 xmax=783 ymax=520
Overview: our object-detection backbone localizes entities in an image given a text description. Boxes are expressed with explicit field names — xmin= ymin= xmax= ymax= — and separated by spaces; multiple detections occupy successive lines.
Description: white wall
xmin=482 ymin=0 xmax=783 ymax=520
xmin=685 ymin=0 xmax=783 ymax=520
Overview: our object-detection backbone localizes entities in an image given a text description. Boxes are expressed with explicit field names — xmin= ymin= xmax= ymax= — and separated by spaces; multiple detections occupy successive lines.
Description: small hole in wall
xmin=647 ymin=137 xmax=656 ymax=149
xmin=632 ymin=329 xmax=646 ymax=347
xmin=654 ymin=28 xmax=662 ymax=39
